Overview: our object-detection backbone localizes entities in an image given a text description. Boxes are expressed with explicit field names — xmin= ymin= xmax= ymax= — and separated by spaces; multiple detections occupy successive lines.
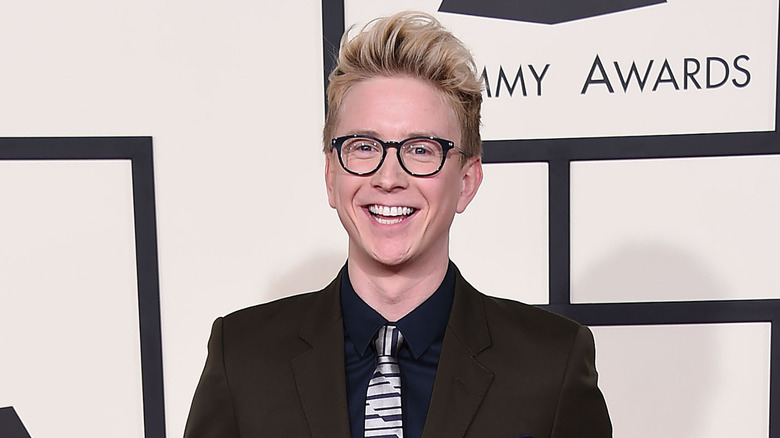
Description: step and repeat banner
xmin=324 ymin=1 xmax=780 ymax=437
xmin=0 ymin=0 xmax=778 ymax=437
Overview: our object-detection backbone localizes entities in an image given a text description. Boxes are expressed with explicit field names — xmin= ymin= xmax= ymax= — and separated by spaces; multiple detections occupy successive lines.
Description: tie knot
xmin=374 ymin=324 xmax=404 ymax=357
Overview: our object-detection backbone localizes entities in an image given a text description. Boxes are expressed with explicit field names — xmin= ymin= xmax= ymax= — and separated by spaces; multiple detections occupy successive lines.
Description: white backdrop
xmin=0 ymin=0 xmax=777 ymax=437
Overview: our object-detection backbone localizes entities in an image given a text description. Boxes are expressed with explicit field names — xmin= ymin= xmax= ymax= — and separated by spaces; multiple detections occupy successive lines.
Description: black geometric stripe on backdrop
xmin=0 ymin=137 xmax=165 ymax=438
xmin=321 ymin=1 xmax=780 ymax=436
xmin=437 ymin=0 xmax=666 ymax=24
xmin=0 ymin=407 xmax=31 ymax=438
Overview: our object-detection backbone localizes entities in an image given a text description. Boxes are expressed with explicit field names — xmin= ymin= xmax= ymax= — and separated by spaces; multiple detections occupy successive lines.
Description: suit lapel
xmin=422 ymin=270 xmax=494 ymax=438
xmin=291 ymin=276 xmax=352 ymax=438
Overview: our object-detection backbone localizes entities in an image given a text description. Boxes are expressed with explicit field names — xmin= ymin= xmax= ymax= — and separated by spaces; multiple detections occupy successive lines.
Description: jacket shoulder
xmin=453 ymin=268 xmax=582 ymax=340
xmin=223 ymin=290 xmax=320 ymax=326
xmin=484 ymin=294 xmax=582 ymax=336
xmin=217 ymin=275 xmax=341 ymax=347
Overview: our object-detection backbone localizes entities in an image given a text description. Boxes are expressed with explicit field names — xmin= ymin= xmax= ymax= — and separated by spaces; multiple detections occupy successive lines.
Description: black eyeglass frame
xmin=330 ymin=134 xmax=460 ymax=177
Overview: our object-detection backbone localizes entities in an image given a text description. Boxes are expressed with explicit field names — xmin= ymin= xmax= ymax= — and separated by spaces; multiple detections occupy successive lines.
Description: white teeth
xmin=375 ymin=216 xmax=404 ymax=225
xmin=368 ymin=205 xmax=415 ymax=218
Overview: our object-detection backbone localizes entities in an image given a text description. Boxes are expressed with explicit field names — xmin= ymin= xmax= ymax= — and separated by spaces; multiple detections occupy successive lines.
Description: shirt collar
xmin=340 ymin=262 xmax=455 ymax=360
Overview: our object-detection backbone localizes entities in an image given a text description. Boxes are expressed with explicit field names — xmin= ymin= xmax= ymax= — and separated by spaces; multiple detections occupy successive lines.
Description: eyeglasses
xmin=331 ymin=135 xmax=461 ymax=177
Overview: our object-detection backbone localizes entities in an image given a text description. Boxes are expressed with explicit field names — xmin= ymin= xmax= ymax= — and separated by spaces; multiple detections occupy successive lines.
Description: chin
xmin=366 ymin=246 xmax=416 ymax=268
xmin=370 ymin=253 xmax=412 ymax=268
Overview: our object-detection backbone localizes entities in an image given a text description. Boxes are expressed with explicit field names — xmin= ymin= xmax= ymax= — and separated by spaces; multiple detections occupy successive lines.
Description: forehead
xmin=335 ymin=76 xmax=459 ymax=142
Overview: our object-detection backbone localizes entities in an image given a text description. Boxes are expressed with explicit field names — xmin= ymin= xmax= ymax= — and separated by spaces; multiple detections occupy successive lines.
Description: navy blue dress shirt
xmin=340 ymin=262 xmax=455 ymax=438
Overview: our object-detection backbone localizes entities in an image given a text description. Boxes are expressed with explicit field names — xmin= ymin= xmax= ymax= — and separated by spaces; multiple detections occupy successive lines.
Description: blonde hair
xmin=322 ymin=11 xmax=483 ymax=160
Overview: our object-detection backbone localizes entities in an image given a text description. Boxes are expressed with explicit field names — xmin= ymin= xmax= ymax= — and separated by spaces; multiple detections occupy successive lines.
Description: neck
xmin=347 ymin=254 xmax=449 ymax=322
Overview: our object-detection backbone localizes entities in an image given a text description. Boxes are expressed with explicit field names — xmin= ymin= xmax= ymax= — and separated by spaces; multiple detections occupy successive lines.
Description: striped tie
xmin=364 ymin=324 xmax=404 ymax=438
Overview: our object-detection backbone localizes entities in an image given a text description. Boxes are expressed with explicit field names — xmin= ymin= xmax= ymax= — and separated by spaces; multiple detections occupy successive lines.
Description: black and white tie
xmin=364 ymin=324 xmax=404 ymax=438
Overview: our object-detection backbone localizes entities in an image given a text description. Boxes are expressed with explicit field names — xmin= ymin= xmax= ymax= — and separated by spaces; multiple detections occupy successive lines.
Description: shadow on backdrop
xmin=263 ymin=252 xmax=347 ymax=303
xmin=574 ymin=242 xmax=726 ymax=437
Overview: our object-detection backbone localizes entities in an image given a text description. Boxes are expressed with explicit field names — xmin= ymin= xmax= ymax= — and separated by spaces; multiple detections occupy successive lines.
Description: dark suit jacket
xmin=184 ymin=267 xmax=612 ymax=437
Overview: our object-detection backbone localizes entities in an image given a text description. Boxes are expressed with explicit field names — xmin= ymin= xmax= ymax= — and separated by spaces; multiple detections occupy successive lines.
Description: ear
xmin=456 ymin=156 xmax=483 ymax=214
xmin=325 ymin=151 xmax=337 ymax=209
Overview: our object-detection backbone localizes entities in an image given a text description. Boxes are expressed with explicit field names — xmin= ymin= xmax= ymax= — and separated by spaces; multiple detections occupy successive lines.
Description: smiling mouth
xmin=367 ymin=204 xmax=417 ymax=225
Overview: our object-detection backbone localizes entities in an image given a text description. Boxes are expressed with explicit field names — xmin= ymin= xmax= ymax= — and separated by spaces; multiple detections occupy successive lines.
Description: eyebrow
xmin=345 ymin=130 xmax=440 ymax=140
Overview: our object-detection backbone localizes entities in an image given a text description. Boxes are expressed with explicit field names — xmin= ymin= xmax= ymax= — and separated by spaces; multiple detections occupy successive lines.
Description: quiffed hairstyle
xmin=322 ymin=11 xmax=483 ymax=160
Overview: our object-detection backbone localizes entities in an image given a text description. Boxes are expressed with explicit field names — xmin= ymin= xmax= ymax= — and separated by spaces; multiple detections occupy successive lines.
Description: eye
xmin=410 ymin=145 xmax=433 ymax=155
xmin=344 ymin=138 xmax=381 ymax=154
xmin=402 ymin=140 xmax=441 ymax=159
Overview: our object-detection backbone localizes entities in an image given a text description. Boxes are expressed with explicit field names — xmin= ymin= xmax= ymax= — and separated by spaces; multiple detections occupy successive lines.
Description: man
xmin=185 ymin=11 xmax=611 ymax=438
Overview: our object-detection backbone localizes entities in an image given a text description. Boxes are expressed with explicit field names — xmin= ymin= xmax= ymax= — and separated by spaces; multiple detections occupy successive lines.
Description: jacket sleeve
xmin=184 ymin=317 xmax=241 ymax=438
xmin=550 ymin=325 xmax=613 ymax=438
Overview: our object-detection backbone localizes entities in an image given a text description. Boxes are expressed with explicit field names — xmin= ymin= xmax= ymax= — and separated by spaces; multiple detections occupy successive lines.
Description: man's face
xmin=325 ymin=76 xmax=482 ymax=270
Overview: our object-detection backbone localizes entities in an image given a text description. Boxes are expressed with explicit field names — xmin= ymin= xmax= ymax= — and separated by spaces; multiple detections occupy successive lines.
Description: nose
xmin=370 ymin=147 xmax=408 ymax=191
